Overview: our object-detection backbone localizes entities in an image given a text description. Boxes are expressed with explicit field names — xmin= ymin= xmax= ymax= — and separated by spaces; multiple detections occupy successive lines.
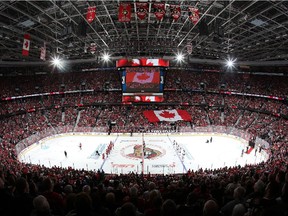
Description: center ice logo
xmin=121 ymin=144 xmax=164 ymax=160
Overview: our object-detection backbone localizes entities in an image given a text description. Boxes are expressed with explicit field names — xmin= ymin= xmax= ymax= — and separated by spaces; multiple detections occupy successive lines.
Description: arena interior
xmin=0 ymin=1 xmax=288 ymax=216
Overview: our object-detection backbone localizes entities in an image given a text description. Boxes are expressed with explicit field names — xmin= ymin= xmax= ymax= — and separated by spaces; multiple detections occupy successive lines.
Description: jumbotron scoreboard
xmin=116 ymin=58 xmax=169 ymax=102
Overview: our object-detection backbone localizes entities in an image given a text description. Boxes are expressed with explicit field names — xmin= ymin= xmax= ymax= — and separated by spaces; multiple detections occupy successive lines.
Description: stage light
xmin=52 ymin=56 xmax=61 ymax=67
xmin=102 ymin=53 xmax=110 ymax=62
xmin=225 ymin=57 xmax=236 ymax=68
xmin=227 ymin=59 xmax=233 ymax=67
xmin=176 ymin=53 xmax=184 ymax=62
xmin=51 ymin=56 xmax=64 ymax=69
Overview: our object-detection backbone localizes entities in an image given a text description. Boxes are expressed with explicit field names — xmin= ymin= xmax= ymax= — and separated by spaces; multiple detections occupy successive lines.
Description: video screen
xmin=122 ymin=95 xmax=164 ymax=103
xmin=124 ymin=67 xmax=161 ymax=93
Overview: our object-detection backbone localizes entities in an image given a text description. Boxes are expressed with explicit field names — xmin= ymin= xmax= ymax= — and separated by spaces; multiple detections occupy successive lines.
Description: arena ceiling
xmin=0 ymin=0 xmax=288 ymax=65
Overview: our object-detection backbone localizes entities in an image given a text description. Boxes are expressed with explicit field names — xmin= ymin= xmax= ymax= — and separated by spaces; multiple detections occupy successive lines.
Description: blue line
xmin=167 ymin=135 xmax=187 ymax=173
xmin=100 ymin=135 xmax=119 ymax=170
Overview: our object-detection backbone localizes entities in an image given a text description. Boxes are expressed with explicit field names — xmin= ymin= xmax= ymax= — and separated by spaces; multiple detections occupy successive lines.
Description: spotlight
xmin=225 ymin=57 xmax=236 ymax=68
xmin=51 ymin=56 xmax=63 ymax=69
xmin=102 ymin=53 xmax=110 ymax=62
xmin=176 ymin=53 xmax=184 ymax=62
xmin=52 ymin=57 xmax=60 ymax=66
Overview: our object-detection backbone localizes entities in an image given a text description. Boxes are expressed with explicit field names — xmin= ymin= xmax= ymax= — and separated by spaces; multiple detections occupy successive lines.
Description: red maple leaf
xmin=137 ymin=73 xmax=150 ymax=80
xmin=159 ymin=111 xmax=175 ymax=118
xmin=146 ymin=62 xmax=154 ymax=66
xmin=25 ymin=41 xmax=29 ymax=48
xmin=131 ymin=59 xmax=140 ymax=66
xmin=145 ymin=97 xmax=151 ymax=102
xmin=140 ymin=59 xmax=154 ymax=66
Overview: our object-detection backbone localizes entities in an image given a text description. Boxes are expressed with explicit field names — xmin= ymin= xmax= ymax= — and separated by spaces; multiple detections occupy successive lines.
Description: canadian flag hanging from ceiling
xmin=22 ymin=34 xmax=30 ymax=56
xmin=136 ymin=2 xmax=148 ymax=20
xmin=143 ymin=109 xmax=192 ymax=122
xmin=86 ymin=6 xmax=96 ymax=23
xmin=170 ymin=4 xmax=181 ymax=21
xmin=119 ymin=2 xmax=132 ymax=22
xmin=153 ymin=3 xmax=166 ymax=21
xmin=188 ymin=6 xmax=199 ymax=25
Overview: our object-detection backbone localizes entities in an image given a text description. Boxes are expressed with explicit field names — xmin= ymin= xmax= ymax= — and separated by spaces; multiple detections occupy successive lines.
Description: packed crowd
xmin=0 ymin=70 xmax=288 ymax=216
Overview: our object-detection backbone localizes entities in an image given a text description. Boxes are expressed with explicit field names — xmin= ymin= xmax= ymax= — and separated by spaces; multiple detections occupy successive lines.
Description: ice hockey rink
xmin=18 ymin=133 xmax=269 ymax=175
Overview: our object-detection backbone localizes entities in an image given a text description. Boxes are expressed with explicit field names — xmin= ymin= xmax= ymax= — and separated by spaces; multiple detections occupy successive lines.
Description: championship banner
xmin=118 ymin=2 xmax=132 ymax=22
xmin=189 ymin=6 xmax=199 ymax=25
xmin=90 ymin=43 xmax=96 ymax=54
xmin=40 ymin=42 xmax=46 ymax=60
xmin=153 ymin=3 xmax=165 ymax=21
xmin=143 ymin=109 xmax=192 ymax=122
xmin=187 ymin=42 xmax=193 ymax=54
xmin=136 ymin=2 xmax=148 ymax=20
xmin=86 ymin=6 xmax=96 ymax=23
xmin=170 ymin=4 xmax=181 ymax=21
xmin=22 ymin=34 xmax=30 ymax=56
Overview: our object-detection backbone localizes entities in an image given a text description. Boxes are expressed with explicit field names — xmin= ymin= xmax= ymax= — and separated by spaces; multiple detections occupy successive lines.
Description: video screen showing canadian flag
xmin=120 ymin=59 xmax=167 ymax=103
xmin=122 ymin=67 xmax=164 ymax=93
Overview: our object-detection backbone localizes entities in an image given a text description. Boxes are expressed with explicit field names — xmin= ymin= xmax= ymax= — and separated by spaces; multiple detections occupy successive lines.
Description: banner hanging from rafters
xmin=153 ymin=3 xmax=166 ymax=21
xmin=188 ymin=6 xmax=199 ymax=25
xmin=86 ymin=6 xmax=96 ymax=23
xmin=170 ymin=4 xmax=181 ymax=21
xmin=119 ymin=2 xmax=132 ymax=22
xmin=22 ymin=34 xmax=30 ymax=56
xmin=136 ymin=2 xmax=148 ymax=20
xmin=90 ymin=43 xmax=96 ymax=54
xmin=187 ymin=42 xmax=193 ymax=54
xmin=40 ymin=42 xmax=46 ymax=60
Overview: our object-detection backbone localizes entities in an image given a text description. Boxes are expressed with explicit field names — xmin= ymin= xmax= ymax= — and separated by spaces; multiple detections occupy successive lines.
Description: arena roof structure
xmin=0 ymin=1 xmax=288 ymax=66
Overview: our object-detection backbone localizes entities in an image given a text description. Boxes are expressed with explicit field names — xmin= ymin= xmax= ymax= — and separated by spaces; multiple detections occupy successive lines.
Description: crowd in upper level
xmin=1 ymin=70 xmax=288 ymax=98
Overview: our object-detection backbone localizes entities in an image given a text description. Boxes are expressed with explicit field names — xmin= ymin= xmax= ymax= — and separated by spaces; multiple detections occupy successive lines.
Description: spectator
xmin=231 ymin=203 xmax=246 ymax=216
xmin=31 ymin=195 xmax=52 ymax=216
xmin=13 ymin=177 xmax=34 ymax=216
xmin=41 ymin=177 xmax=64 ymax=216
xmin=161 ymin=199 xmax=177 ymax=216
xmin=203 ymin=199 xmax=220 ymax=216
xmin=221 ymin=186 xmax=246 ymax=216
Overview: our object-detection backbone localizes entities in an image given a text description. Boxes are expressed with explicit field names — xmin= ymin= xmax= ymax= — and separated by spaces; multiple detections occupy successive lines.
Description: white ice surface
xmin=18 ymin=133 xmax=269 ymax=175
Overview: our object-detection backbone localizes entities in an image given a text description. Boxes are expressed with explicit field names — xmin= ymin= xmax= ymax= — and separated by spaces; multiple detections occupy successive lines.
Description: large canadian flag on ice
xmin=143 ymin=109 xmax=192 ymax=122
